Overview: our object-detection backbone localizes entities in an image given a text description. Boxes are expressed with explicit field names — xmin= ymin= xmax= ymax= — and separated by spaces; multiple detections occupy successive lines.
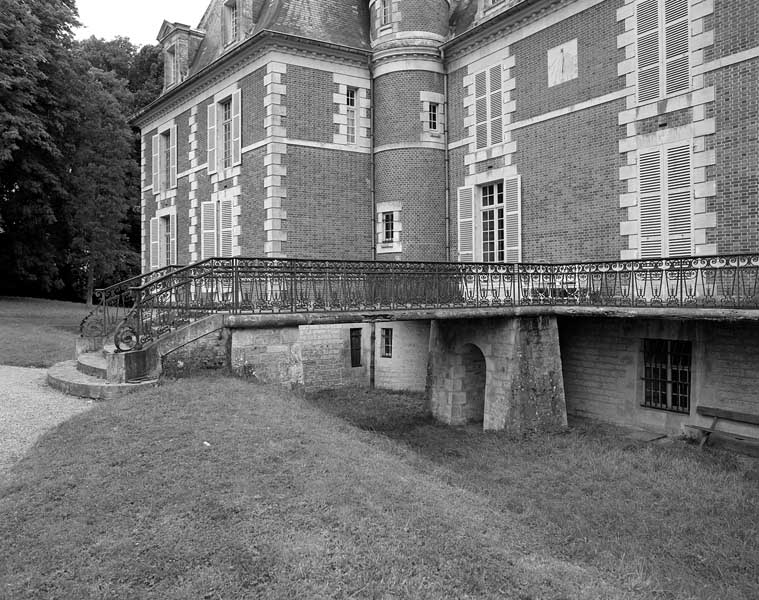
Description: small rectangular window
xmin=382 ymin=212 xmax=394 ymax=242
xmin=350 ymin=328 xmax=362 ymax=367
xmin=224 ymin=0 xmax=238 ymax=45
xmin=642 ymin=339 xmax=691 ymax=413
xmin=381 ymin=328 xmax=393 ymax=358
xmin=428 ymin=103 xmax=438 ymax=131
xmin=380 ymin=0 xmax=391 ymax=26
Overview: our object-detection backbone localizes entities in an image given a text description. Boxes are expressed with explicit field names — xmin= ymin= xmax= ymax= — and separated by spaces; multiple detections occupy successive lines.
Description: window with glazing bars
xmin=382 ymin=212 xmax=394 ymax=242
xmin=429 ymin=103 xmax=438 ymax=131
xmin=642 ymin=339 xmax=691 ymax=413
xmin=350 ymin=328 xmax=362 ymax=367
xmin=481 ymin=182 xmax=505 ymax=262
xmin=220 ymin=98 xmax=233 ymax=169
xmin=381 ymin=328 xmax=393 ymax=358
xmin=380 ymin=0 xmax=391 ymax=26
xmin=346 ymin=88 xmax=357 ymax=144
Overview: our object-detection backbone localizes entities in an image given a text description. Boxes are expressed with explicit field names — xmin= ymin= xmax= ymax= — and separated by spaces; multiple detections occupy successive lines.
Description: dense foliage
xmin=0 ymin=0 xmax=163 ymax=301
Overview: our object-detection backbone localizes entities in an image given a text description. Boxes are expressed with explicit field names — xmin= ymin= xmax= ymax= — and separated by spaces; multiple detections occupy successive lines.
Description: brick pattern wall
xmin=238 ymin=147 xmax=267 ymax=256
xmin=176 ymin=178 xmax=191 ymax=264
xmin=284 ymin=146 xmax=372 ymax=260
xmin=515 ymin=100 xmax=626 ymax=262
xmin=397 ymin=0 xmax=448 ymax=36
xmin=707 ymin=61 xmax=759 ymax=252
xmin=706 ymin=0 xmax=759 ymax=59
xmin=447 ymin=67 xmax=467 ymax=144
xmin=286 ymin=65 xmax=334 ymax=144
xmin=375 ymin=71 xmax=444 ymax=145
xmin=512 ymin=0 xmax=623 ymax=122
xmin=375 ymin=149 xmax=446 ymax=261
xmin=176 ymin=109 xmax=191 ymax=175
xmin=240 ymin=69 xmax=266 ymax=147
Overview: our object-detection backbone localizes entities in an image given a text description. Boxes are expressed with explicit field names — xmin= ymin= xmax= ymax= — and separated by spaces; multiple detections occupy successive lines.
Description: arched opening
xmin=461 ymin=343 xmax=486 ymax=424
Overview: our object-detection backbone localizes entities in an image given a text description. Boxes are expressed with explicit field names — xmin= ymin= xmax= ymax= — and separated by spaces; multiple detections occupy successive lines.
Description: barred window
xmin=381 ymin=328 xmax=393 ymax=358
xmin=642 ymin=339 xmax=691 ymax=413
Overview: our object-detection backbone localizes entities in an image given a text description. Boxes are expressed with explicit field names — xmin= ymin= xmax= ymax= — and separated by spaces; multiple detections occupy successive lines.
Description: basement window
xmin=381 ymin=328 xmax=393 ymax=358
xmin=350 ymin=328 xmax=362 ymax=367
xmin=642 ymin=339 xmax=691 ymax=413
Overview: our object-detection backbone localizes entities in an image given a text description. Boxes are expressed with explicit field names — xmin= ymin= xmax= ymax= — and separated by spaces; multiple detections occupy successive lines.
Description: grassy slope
xmin=0 ymin=380 xmax=757 ymax=599
xmin=0 ymin=297 xmax=90 ymax=367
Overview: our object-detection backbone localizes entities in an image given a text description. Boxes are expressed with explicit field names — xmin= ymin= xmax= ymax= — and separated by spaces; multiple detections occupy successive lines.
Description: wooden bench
xmin=687 ymin=406 xmax=759 ymax=448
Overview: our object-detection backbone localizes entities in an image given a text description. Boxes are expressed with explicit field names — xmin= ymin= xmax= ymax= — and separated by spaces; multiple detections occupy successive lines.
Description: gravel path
xmin=0 ymin=366 xmax=92 ymax=478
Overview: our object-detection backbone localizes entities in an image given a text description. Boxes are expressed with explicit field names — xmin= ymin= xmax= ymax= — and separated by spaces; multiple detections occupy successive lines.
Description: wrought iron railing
xmin=112 ymin=254 xmax=759 ymax=351
xmin=80 ymin=265 xmax=183 ymax=339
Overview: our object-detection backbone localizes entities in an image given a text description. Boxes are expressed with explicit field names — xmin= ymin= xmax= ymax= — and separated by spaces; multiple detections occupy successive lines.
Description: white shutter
xmin=169 ymin=212 xmax=177 ymax=264
xmin=504 ymin=176 xmax=521 ymax=263
xmin=232 ymin=89 xmax=242 ymax=166
xmin=457 ymin=187 xmax=475 ymax=262
xmin=664 ymin=0 xmax=689 ymax=96
xmin=474 ymin=71 xmax=488 ymax=149
xmin=201 ymin=201 xmax=217 ymax=260
xmin=149 ymin=217 xmax=160 ymax=269
xmin=489 ymin=65 xmax=503 ymax=146
xmin=636 ymin=0 xmax=660 ymax=103
xmin=151 ymin=134 xmax=160 ymax=192
xmin=220 ymin=197 xmax=234 ymax=257
xmin=207 ymin=103 xmax=217 ymax=174
xmin=665 ymin=144 xmax=692 ymax=256
xmin=169 ymin=125 xmax=177 ymax=189
xmin=639 ymin=149 xmax=663 ymax=258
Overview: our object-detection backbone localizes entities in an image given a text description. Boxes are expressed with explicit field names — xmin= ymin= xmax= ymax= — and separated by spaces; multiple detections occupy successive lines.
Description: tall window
xmin=166 ymin=45 xmax=177 ymax=85
xmin=220 ymin=98 xmax=233 ymax=170
xmin=474 ymin=65 xmax=503 ymax=149
xmin=346 ymin=88 xmax=357 ymax=144
xmin=642 ymin=339 xmax=691 ymax=413
xmin=481 ymin=182 xmax=505 ymax=262
xmin=382 ymin=212 xmax=394 ymax=242
xmin=201 ymin=198 xmax=234 ymax=259
xmin=380 ymin=0 xmax=391 ymax=26
xmin=381 ymin=328 xmax=393 ymax=358
xmin=160 ymin=131 xmax=171 ymax=190
xmin=224 ymin=0 xmax=239 ymax=45
xmin=636 ymin=0 xmax=689 ymax=103
xmin=428 ymin=103 xmax=439 ymax=131
xmin=638 ymin=143 xmax=692 ymax=258
xmin=350 ymin=328 xmax=362 ymax=367
xmin=152 ymin=126 xmax=176 ymax=194
xmin=149 ymin=211 xmax=176 ymax=269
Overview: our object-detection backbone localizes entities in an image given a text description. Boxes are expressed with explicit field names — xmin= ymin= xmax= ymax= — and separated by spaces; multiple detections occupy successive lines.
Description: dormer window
xmin=224 ymin=0 xmax=239 ymax=46
xmin=166 ymin=45 xmax=177 ymax=85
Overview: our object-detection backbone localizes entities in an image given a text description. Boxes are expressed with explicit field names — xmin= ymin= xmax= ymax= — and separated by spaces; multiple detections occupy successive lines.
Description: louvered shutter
xmin=232 ymin=89 xmax=242 ymax=166
xmin=150 ymin=217 xmax=160 ymax=269
xmin=201 ymin=201 xmax=217 ymax=259
xmin=474 ymin=71 xmax=488 ymax=150
xmin=207 ymin=103 xmax=217 ymax=174
xmin=639 ymin=149 xmax=663 ymax=258
xmin=220 ymin=198 xmax=234 ymax=257
xmin=169 ymin=212 xmax=177 ymax=264
xmin=504 ymin=176 xmax=521 ymax=263
xmin=664 ymin=0 xmax=689 ymax=96
xmin=665 ymin=144 xmax=692 ymax=256
xmin=636 ymin=0 xmax=660 ymax=103
xmin=489 ymin=65 xmax=503 ymax=146
xmin=457 ymin=187 xmax=475 ymax=262
xmin=151 ymin=135 xmax=160 ymax=192
xmin=169 ymin=125 xmax=177 ymax=189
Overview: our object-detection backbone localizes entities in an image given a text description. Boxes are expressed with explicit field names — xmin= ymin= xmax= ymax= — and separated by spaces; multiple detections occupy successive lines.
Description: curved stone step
xmin=76 ymin=351 xmax=107 ymax=379
xmin=47 ymin=361 xmax=158 ymax=400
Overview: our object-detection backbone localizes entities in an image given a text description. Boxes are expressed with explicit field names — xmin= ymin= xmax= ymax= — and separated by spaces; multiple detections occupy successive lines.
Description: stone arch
xmin=460 ymin=343 xmax=486 ymax=424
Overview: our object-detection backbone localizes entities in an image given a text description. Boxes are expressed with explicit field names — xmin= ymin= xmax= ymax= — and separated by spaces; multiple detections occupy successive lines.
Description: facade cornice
xmin=444 ymin=0 xmax=564 ymax=62
xmin=132 ymin=30 xmax=371 ymax=129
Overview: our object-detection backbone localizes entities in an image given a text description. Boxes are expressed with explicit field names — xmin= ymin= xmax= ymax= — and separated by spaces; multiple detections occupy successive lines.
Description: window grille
xmin=642 ymin=338 xmax=691 ymax=413
xmin=350 ymin=328 xmax=362 ymax=367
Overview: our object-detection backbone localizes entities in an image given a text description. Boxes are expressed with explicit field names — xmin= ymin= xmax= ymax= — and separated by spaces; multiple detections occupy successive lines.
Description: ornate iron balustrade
xmin=113 ymin=254 xmax=759 ymax=351
xmin=80 ymin=265 xmax=183 ymax=339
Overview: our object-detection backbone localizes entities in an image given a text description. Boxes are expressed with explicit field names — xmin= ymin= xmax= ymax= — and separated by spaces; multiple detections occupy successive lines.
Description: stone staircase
xmin=47 ymin=347 xmax=159 ymax=400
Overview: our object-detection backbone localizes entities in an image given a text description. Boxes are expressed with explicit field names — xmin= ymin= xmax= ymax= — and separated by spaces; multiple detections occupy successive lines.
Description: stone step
xmin=76 ymin=351 xmax=107 ymax=379
xmin=47 ymin=361 xmax=158 ymax=401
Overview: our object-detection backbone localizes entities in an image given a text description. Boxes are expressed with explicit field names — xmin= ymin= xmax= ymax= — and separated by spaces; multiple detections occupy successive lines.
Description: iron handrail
xmin=112 ymin=254 xmax=759 ymax=351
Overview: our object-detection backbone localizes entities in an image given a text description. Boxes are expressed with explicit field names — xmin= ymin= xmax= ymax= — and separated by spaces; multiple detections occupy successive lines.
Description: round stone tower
xmin=370 ymin=0 xmax=449 ymax=261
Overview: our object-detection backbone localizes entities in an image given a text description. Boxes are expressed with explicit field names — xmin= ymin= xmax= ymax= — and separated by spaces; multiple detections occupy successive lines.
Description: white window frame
xmin=376 ymin=201 xmax=402 ymax=254
xmin=208 ymin=86 xmax=241 ymax=177
xmin=152 ymin=121 xmax=177 ymax=195
xmin=200 ymin=194 xmax=236 ymax=260
xmin=346 ymin=87 xmax=357 ymax=145
xmin=150 ymin=206 xmax=177 ymax=269
xmin=224 ymin=0 xmax=239 ymax=46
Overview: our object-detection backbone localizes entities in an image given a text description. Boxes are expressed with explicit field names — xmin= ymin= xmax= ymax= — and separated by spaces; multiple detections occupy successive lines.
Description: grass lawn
xmin=0 ymin=296 xmax=90 ymax=367
xmin=1 ymin=380 xmax=758 ymax=599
